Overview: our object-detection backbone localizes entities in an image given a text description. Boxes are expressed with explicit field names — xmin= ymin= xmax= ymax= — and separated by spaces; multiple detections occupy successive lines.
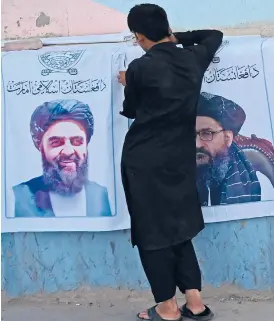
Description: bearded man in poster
xmin=13 ymin=99 xmax=112 ymax=218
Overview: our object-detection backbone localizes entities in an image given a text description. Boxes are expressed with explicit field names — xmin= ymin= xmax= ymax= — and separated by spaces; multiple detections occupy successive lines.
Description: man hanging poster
xmin=1 ymin=35 xmax=274 ymax=232
xmin=123 ymin=36 xmax=274 ymax=222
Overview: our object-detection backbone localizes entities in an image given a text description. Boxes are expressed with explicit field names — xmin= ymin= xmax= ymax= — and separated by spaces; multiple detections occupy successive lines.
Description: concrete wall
xmin=2 ymin=218 xmax=274 ymax=297
xmin=2 ymin=0 xmax=274 ymax=39
xmin=1 ymin=0 xmax=274 ymax=297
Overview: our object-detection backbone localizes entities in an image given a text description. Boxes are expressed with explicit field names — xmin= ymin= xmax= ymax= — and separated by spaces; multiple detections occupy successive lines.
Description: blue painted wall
xmin=96 ymin=0 xmax=274 ymax=29
xmin=2 ymin=217 xmax=274 ymax=297
xmin=2 ymin=0 xmax=274 ymax=298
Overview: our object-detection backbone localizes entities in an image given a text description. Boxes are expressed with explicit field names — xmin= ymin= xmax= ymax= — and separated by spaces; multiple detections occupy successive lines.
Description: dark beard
xmin=196 ymin=148 xmax=231 ymax=187
xmin=42 ymin=151 xmax=88 ymax=196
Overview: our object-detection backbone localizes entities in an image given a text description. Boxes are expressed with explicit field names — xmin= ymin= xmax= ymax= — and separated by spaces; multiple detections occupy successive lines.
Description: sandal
xmin=137 ymin=305 xmax=183 ymax=321
xmin=180 ymin=304 xmax=214 ymax=320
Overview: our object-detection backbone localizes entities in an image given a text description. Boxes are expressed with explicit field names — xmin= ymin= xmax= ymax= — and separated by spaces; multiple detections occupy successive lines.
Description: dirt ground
xmin=2 ymin=286 xmax=274 ymax=321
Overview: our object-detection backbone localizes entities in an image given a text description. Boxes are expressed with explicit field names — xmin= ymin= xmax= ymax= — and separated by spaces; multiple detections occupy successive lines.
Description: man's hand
xmin=168 ymin=27 xmax=178 ymax=44
xmin=118 ymin=71 xmax=126 ymax=86
xmin=169 ymin=33 xmax=178 ymax=44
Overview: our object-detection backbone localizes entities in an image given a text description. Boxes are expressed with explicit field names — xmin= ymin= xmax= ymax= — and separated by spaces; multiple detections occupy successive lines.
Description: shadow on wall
xmin=2 ymin=0 xmax=128 ymax=40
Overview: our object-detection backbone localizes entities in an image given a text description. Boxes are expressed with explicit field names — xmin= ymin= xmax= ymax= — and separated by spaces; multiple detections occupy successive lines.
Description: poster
xmin=121 ymin=36 xmax=274 ymax=223
xmin=1 ymin=35 xmax=274 ymax=233
xmin=1 ymin=43 xmax=130 ymax=232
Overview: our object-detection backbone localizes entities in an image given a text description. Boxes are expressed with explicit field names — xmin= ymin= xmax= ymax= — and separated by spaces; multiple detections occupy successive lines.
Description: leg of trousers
xmin=138 ymin=240 xmax=202 ymax=303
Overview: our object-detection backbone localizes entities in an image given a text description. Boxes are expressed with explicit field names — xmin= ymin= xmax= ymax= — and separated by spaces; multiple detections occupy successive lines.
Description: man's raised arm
xmin=173 ymin=30 xmax=223 ymax=71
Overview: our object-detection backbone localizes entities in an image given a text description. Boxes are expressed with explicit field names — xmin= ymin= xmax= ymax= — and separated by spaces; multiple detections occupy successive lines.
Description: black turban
xmin=197 ymin=92 xmax=246 ymax=135
xmin=30 ymin=99 xmax=94 ymax=150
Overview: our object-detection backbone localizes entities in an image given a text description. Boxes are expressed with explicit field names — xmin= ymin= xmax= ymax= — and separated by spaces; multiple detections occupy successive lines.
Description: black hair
xmin=127 ymin=4 xmax=170 ymax=42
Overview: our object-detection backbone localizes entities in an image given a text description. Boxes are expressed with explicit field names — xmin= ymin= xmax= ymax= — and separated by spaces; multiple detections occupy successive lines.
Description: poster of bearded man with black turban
xmin=196 ymin=92 xmax=274 ymax=207
xmin=1 ymin=44 xmax=120 ymax=231
xmin=13 ymin=99 xmax=112 ymax=218
xmin=195 ymin=36 xmax=274 ymax=210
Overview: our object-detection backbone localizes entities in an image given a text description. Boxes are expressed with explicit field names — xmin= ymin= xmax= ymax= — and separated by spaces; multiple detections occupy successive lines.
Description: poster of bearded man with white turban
xmin=12 ymin=99 xmax=112 ymax=218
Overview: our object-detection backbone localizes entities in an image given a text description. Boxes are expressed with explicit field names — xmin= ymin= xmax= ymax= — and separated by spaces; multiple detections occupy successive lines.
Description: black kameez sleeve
xmin=119 ymin=60 xmax=140 ymax=119
xmin=174 ymin=30 xmax=223 ymax=72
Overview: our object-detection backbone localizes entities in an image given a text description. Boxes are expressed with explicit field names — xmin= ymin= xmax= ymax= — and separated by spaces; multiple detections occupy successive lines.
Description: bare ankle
xmin=185 ymin=289 xmax=205 ymax=312
xmin=160 ymin=302 xmax=178 ymax=310
xmin=158 ymin=298 xmax=179 ymax=314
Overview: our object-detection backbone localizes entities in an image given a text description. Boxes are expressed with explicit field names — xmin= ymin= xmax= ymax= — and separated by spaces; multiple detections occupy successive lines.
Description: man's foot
xmin=180 ymin=304 xmax=214 ymax=320
xmin=138 ymin=303 xmax=181 ymax=320
xmin=183 ymin=290 xmax=214 ymax=320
